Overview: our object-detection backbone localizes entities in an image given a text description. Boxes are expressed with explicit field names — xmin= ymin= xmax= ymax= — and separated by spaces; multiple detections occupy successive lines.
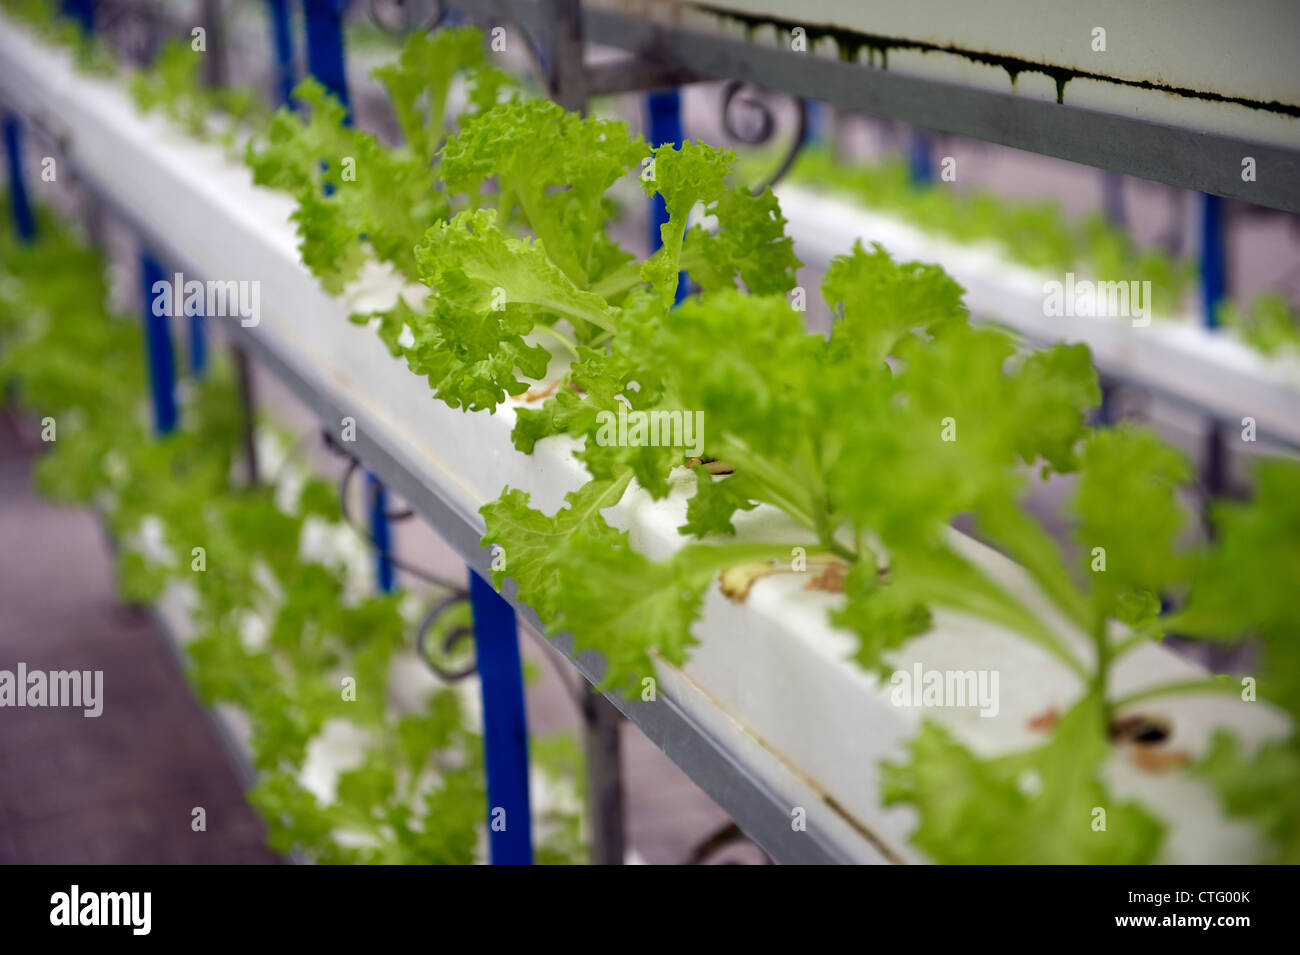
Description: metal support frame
xmin=303 ymin=0 xmax=350 ymax=117
xmin=543 ymin=0 xmax=690 ymax=104
xmin=1200 ymin=193 xmax=1228 ymax=497
xmin=2 ymin=113 xmax=35 ymax=242
xmin=267 ymin=0 xmax=296 ymax=107
xmin=140 ymin=253 xmax=178 ymax=435
xmin=581 ymin=685 xmax=626 ymax=864
xmin=468 ymin=570 xmax=533 ymax=865
xmin=544 ymin=0 xmax=585 ymax=112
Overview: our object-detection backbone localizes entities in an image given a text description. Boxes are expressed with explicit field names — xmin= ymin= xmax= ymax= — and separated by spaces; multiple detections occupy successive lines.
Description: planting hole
xmin=1110 ymin=714 xmax=1171 ymax=745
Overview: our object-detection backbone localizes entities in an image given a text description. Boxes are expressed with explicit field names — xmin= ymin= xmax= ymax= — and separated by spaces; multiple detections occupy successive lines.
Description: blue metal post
xmin=301 ymin=0 xmax=529 ymax=861
xmin=187 ymin=312 xmax=207 ymax=376
xmin=60 ymin=0 xmax=95 ymax=32
xmin=1200 ymin=193 xmax=1225 ymax=328
xmin=140 ymin=254 xmax=178 ymax=435
xmin=267 ymin=0 xmax=297 ymax=107
xmin=301 ymin=2 xmax=384 ymax=589
xmin=1199 ymin=193 xmax=1228 ymax=496
xmin=908 ymin=129 xmax=933 ymax=184
xmin=804 ymin=100 xmax=823 ymax=145
xmin=469 ymin=570 xmax=533 ymax=865
xmin=302 ymin=0 xmax=351 ymax=119
xmin=367 ymin=472 xmax=394 ymax=593
xmin=3 ymin=115 xmax=36 ymax=242
xmin=646 ymin=90 xmax=687 ymax=304
xmin=301 ymin=2 xmax=347 ymax=198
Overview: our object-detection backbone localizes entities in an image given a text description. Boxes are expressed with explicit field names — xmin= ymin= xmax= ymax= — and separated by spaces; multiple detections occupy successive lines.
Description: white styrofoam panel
xmin=1 ymin=12 xmax=1290 ymax=863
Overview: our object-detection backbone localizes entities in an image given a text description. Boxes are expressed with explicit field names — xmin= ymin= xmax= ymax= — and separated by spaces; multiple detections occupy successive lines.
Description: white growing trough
xmin=778 ymin=183 xmax=1300 ymax=449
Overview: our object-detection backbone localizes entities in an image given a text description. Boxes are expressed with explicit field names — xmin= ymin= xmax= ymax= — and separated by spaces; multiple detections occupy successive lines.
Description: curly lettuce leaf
xmin=683 ymin=185 xmax=801 ymax=296
xmin=441 ymin=99 xmax=644 ymax=286
xmin=640 ymin=140 xmax=734 ymax=302
xmin=882 ymin=694 xmax=1164 ymax=863
xmin=372 ymin=26 xmax=485 ymax=164
xmin=822 ymin=239 xmax=967 ymax=367
xmin=480 ymin=475 xmax=790 ymax=692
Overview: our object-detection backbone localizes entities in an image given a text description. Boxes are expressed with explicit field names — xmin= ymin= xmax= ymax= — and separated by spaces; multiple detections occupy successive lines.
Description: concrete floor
xmin=0 ymin=423 xmax=280 ymax=864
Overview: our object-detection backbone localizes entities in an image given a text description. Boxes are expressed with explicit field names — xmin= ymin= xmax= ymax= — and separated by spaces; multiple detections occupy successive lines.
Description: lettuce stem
xmin=531 ymin=322 xmax=579 ymax=360
xmin=1110 ymin=677 xmax=1240 ymax=711
xmin=1093 ymin=617 xmax=1112 ymax=729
